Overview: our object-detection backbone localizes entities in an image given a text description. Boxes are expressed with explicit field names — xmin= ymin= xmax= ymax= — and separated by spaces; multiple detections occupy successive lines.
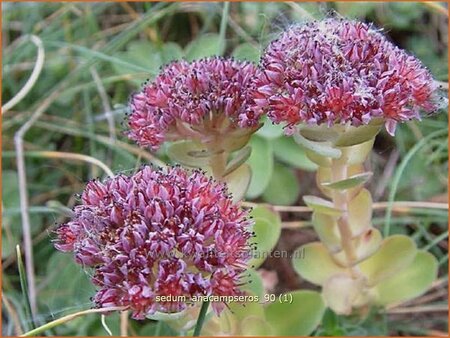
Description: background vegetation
xmin=2 ymin=2 xmax=448 ymax=336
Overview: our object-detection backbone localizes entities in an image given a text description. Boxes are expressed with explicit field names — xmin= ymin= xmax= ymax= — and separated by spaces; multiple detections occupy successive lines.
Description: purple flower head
xmin=252 ymin=18 xmax=439 ymax=135
xmin=55 ymin=166 xmax=252 ymax=319
xmin=127 ymin=57 xmax=261 ymax=150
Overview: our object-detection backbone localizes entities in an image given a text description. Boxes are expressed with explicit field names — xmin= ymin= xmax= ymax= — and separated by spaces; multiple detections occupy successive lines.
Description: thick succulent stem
xmin=209 ymin=151 xmax=228 ymax=179
xmin=330 ymin=158 xmax=358 ymax=269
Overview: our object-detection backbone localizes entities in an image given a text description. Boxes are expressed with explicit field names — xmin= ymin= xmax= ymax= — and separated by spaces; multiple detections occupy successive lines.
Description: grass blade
xmin=16 ymin=245 xmax=35 ymax=330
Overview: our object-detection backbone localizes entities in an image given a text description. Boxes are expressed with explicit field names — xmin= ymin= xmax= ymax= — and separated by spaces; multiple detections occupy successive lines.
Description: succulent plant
xmin=255 ymin=18 xmax=440 ymax=316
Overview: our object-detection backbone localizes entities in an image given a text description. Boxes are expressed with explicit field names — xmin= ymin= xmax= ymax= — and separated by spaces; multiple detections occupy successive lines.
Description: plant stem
xmin=209 ymin=151 xmax=228 ymax=179
xmin=193 ymin=301 xmax=210 ymax=336
xmin=330 ymin=159 xmax=358 ymax=269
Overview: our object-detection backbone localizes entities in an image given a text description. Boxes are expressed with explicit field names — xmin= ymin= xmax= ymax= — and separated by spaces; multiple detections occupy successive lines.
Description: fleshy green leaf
xmin=334 ymin=123 xmax=382 ymax=147
xmin=239 ymin=316 xmax=273 ymax=336
xmin=354 ymin=228 xmax=382 ymax=262
xmin=249 ymin=205 xmax=282 ymax=269
xmin=294 ymin=132 xmax=342 ymax=159
xmin=221 ymin=128 xmax=255 ymax=152
xmin=316 ymin=165 xmax=364 ymax=198
xmin=246 ymin=136 xmax=274 ymax=199
xmin=323 ymin=273 xmax=363 ymax=315
xmin=112 ymin=41 xmax=166 ymax=84
xmin=265 ymin=290 xmax=326 ymax=336
xmin=312 ymin=212 xmax=341 ymax=253
xmin=232 ymin=43 xmax=260 ymax=62
xmin=185 ymin=33 xmax=222 ymax=60
xmin=321 ymin=172 xmax=372 ymax=190
xmin=242 ymin=268 xmax=265 ymax=299
xmin=340 ymin=138 xmax=374 ymax=165
xmin=160 ymin=42 xmax=184 ymax=63
xmin=303 ymin=195 xmax=343 ymax=217
xmin=166 ymin=141 xmax=210 ymax=168
xmin=223 ymin=146 xmax=251 ymax=176
xmin=292 ymin=242 xmax=346 ymax=285
xmin=333 ymin=228 xmax=382 ymax=266
xmin=348 ymin=188 xmax=373 ymax=237
xmin=299 ymin=125 xmax=340 ymax=142
xmin=223 ymin=163 xmax=251 ymax=202
xmin=358 ymin=235 xmax=417 ymax=286
xmin=373 ymin=250 xmax=438 ymax=306
xmin=305 ymin=149 xmax=332 ymax=167
xmin=262 ymin=163 xmax=300 ymax=206
xmin=273 ymin=137 xmax=318 ymax=171
xmin=257 ymin=118 xmax=284 ymax=139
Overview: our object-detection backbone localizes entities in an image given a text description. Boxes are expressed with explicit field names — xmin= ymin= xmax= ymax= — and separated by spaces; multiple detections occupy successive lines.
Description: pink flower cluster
xmin=252 ymin=18 xmax=438 ymax=135
xmin=55 ymin=166 xmax=252 ymax=319
xmin=127 ymin=57 xmax=260 ymax=150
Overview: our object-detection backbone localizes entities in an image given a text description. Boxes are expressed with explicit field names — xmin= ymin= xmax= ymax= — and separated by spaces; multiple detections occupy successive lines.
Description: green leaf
xmin=166 ymin=141 xmax=210 ymax=168
xmin=256 ymin=118 xmax=284 ymax=140
xmin=262 ymin=163 xmax=300 ymax=206
xmin=265 ymin=290 xmax=326 ymax=336
xmin=320 ymin=309 xmax=346 ymax=336
xmin=223 ymin=163 xmax=251 ymax=203
xmin=358 ymin=235 xmax=417 ymax=286
xmin=223 ymin=146 xmax=251 ymax=176
xmin=221 ymin=127 xmax=256 ymax=152
xmin=239 ymin=316 xmax=273 ymax=335
xmin=312 ymin=212 xmax=341 ymax=253
xmin=322 ymin=273 xmax=363 ymax=315
xmin=299 ymin=125 xmax=340 ymax=142
xmin=111 ymin=41 xmax=163 ymax=84
xmin=354 ymin=228 xmax=382 ymax=263
xmin=292 ymin=242 xmax=346 ymax=285
xmin=348 ymin=188 xmax=373 ymax=237
xmin=250 ymin=203 xmax=281 ymax=225
xmin=242 ymin=268 xmax=264 ymax=299
xmin=333 ymin=228 xmax=382 ymax=266
xmin=373 ymin=250 xmax=438 ymax=306
xmin=245 ymin=136 xmax=274 ymax=199
xmin=160 ymin=42 xmax=184 ymax=64
xmin=294 ymin=132 xmax=341 ymax=159
xmin=321 ymin=172 xmax=372 ymax=190
xmin=305 ymin=149 xmax=332 ymax=167
xmin=340 ymin=138 xmax=375 ymax=165
xmin=273 ymin=137 xmax=318 ymax=171
xmin=249 ymin=205 xmax=282 ymax=269
xmin=206 ymin=300 xmax=267 ymax=335
xmin=232 ymin=43 xmax=260 ymax=63
xmin=185 ymin=34 xmax=221 ymax=61
xmin=334 ymin=124 xmax=382 ymax=147
xmin=303 ymin=195 xmax=343 ymax=217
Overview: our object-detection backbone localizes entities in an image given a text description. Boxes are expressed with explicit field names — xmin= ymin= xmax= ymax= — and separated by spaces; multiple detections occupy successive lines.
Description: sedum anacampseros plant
xmin=253 ymin=18 xmax=441 ymax=318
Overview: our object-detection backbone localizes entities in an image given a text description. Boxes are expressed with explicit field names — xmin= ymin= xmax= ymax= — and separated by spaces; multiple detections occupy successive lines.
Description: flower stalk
xmin=193 ymin=300 xmax=210 ymax=336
